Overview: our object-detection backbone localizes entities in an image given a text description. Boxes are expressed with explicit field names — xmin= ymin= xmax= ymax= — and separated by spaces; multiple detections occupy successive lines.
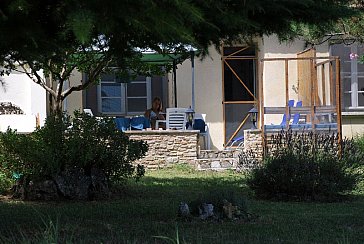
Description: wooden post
xmin=260 ymin=60 xmax=266 ymax=157
xmin=285 ymin=59 xmax=289 ymax=129
xmin=310 ymin=59 xmax=316 ymax=130
xmin=321 ymin=64 xmax=326 ymax=106
xmin=335 ymin=58 xmax=343 ymax=156
xmin=330 ymin=62 xmax=334 ymax=105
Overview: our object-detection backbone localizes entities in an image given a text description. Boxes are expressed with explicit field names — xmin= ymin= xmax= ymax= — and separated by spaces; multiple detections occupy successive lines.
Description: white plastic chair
xmin=166 ymin=108 xmax=187 ymax=130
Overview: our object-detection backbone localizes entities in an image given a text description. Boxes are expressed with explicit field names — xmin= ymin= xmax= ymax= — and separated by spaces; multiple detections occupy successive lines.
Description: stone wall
xmin=125 ymin=130 xmax=199 ymax=169
xmin=243 ymin=129 xmax=264 ymax=160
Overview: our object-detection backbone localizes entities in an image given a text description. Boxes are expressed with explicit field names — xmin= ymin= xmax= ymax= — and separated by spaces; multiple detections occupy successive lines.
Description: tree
xmin=0 ymin=0 xmax=355 ymax=113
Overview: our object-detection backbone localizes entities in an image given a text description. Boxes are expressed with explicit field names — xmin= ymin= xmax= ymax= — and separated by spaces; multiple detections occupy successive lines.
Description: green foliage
xmin=0 ymin=0 xmax=356 ymax=112
xmin=0 ymin=111 xmax=147 ymax=184
xmin=247 ymin=131 xmax=363 ymax=201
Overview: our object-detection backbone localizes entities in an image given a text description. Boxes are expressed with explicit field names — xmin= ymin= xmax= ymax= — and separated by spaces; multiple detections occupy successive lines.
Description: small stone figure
xmin=178 ymin=202 xmax=190 ymax=217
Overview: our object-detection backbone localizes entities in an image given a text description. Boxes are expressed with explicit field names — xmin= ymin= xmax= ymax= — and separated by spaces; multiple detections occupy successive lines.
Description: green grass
xmin=0 ymin=164 xmax=364 ymax=243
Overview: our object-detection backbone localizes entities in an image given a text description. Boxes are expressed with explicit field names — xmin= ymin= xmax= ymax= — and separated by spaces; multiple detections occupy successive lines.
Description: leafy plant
xmin=0 ymin=111 xmax=148 ymax=187
xmin=247 ymin=130 xmax=363 ymax=201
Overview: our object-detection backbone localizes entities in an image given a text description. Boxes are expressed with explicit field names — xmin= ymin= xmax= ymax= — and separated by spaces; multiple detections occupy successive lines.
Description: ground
xmin=0 ymin=164 xmax=363 ymax=243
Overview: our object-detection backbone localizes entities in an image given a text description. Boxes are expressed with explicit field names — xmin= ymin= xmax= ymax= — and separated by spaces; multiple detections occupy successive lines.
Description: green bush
xmin=0 ymin=111 xmax=148 ymax=185
xmin=247 ymin=131 xmax=362 ymax=201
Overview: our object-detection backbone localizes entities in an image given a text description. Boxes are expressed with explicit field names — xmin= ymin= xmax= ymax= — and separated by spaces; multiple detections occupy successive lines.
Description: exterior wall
xmin=342 ymin=114 xmax=364 ymax=137
xmin=0 ymin=70 xmax=46 ymax=131
xmin=65 ymin=71 xmax=83 ymax=114
xmin=174 ymin=47 xmax=224 ymax=149
xmin=126 ymin=130 xmax=199 ymax=169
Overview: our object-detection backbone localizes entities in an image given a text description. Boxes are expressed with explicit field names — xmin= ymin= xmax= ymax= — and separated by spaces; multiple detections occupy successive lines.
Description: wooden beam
xmin=321 ymin=64 xmax=326 ymax=106
xmin=330 ymin=62 xmax=334 ymax=105
xmin=285 ymin=59 xmax=289 ymax=129
xmin=336 ymin=58 xmax=343 ymax=155
xmin=310 ymin=59 xmax=316 ymax=129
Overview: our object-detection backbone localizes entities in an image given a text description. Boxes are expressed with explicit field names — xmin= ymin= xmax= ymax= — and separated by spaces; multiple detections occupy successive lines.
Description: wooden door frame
xmin=221 ymin=46 xmax=258 ymax=146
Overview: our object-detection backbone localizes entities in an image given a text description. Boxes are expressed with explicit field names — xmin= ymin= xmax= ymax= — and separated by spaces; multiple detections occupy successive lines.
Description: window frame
xmin=331 ymin=43 xmax=364 ymax=111
xmin=97 ymin=73 xmax=151 ymax=116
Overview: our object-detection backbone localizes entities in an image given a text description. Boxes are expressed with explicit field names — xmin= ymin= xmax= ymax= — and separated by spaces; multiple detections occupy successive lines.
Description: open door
xmin=222 ymin=46 xmax=257 ymax=146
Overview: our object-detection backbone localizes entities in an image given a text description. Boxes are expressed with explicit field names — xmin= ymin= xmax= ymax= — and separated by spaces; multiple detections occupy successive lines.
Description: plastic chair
xmin=166 ymin=108 xmax=187 ymax=130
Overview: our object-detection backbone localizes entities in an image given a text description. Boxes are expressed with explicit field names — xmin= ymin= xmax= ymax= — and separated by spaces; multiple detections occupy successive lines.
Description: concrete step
xmin=195 ymin=158 xmax=238 ymax=171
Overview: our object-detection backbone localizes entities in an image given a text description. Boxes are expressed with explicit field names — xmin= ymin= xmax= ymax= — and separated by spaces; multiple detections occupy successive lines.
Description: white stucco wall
xmin=0 ymin=70 xmax=46 ymax=132
xmin=64 ymin=70 xmax=83 ymax=115
xmin=174 ymin=47 xmax=224 ymax=149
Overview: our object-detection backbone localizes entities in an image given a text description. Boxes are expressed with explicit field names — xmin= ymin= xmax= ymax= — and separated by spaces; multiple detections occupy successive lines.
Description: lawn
xmin=0 ymin=164 xmax=364 ymax=243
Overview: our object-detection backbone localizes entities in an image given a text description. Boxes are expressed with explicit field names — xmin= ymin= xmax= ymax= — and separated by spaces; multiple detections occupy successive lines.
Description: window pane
xmin=127 ymin=82 xmax=147 ymax=97
xmin=101 ymin=83 xmax=121 ymax=97
xmin=359 ymin=93 xmax=364 ymax=106
xmin=100 ymin=73 xmax=115 ymax=82
xmin=102 ymin=98 xmax=122 ymax=112
xmin=343 ymin=77 xmax=351 ymax=92
xmin=359 ymin=78 xmax=364 ymax=93
xmin=127 ymin=98 xmax=148 ymax=112
xmin=343 ymin=93 xmax=351 ymax=107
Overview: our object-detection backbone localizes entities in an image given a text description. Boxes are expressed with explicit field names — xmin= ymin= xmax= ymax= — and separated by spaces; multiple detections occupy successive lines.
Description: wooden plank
xmin=336 ymin=58 xmax=343 ymax=155
xmin=223 ymin=101 xmax=257 ymax=104
xmin=315 ymin=106 xmax=336 ymax=113
xmin=259 ymin=60 xmax=266 ymax=156
xmin=224 ymin=56 xmax=257 ymax=60
xmin=310 ymin=59 xmax=316 ymax=129
xmin=330 ymin=62 xmax=334 ymax=105
xmin=262 ymin=56 xmax=338 ymax=62
xmin=321 ymin=64 xmax=327 ymax=106
xmin=264 ymin=107 xmax=286 ymax=114
xmin=297 ymin=48 xmax=315 ymax=107
xmin=285 ymin=59 xmax=289 ymax=128
xmin=222 ymin=46 xmax=226 ymax=146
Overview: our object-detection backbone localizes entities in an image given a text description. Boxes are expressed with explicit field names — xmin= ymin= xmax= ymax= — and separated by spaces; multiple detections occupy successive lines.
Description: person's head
xmin=152 ymin=97 xmax=162 ymax=112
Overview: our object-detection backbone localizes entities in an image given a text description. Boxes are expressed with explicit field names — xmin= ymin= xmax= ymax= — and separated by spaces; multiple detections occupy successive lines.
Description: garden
xmin=0 ymin=112 xmax=364 ymax=243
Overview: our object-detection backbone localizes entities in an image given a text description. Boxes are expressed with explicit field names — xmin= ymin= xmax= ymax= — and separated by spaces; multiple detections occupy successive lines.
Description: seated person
xmin=144 ymin=97 xmax=165 ymax=129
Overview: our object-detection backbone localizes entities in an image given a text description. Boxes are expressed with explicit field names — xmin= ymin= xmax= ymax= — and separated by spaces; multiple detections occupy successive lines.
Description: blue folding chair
xmin=115 ymin=118 xmax=131 ymax=132
xmin=292 ymin=101 xmax=302 ymax=125
xmin=265 ymin=99 xmax=295 ymax=130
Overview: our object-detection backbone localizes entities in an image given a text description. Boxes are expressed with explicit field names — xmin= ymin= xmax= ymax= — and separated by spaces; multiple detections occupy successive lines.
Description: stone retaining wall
xmin=125 ymin=130 xmax=199 ymax=169
xmin=243 ymin=129 xmax=264 ymax=161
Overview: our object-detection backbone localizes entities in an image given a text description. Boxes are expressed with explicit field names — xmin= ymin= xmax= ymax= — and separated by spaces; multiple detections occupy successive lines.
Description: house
xmin=62 ymin=35 xmax=364 ymax=150
xmin=1 ymin=35 xmax=363 ymax=149
xmin=0 ymin=70 xmax=46 ymax=132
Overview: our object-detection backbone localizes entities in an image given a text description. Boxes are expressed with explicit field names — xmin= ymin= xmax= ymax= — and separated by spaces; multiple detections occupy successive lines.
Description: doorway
xmin=222 ymin=46 xmax=258 ymax=146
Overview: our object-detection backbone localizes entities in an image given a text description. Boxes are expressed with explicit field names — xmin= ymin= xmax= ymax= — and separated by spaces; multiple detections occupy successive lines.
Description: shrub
xmin=247 ymin=131 xmax=363 ymax=201
xmin=0 ymin=111 xmax=148 ymax=187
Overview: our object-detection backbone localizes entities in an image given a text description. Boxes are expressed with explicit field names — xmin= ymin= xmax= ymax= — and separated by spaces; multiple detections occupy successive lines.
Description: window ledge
xmin=342 ymin=111 xmax=364 ymax=116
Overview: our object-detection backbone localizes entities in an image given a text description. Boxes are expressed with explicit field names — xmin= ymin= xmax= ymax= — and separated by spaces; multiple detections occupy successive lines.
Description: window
xmin=331 ymin=43 xmax=364 ymax=109
xmin=98 ymin=73 xmax=151 ymax=115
